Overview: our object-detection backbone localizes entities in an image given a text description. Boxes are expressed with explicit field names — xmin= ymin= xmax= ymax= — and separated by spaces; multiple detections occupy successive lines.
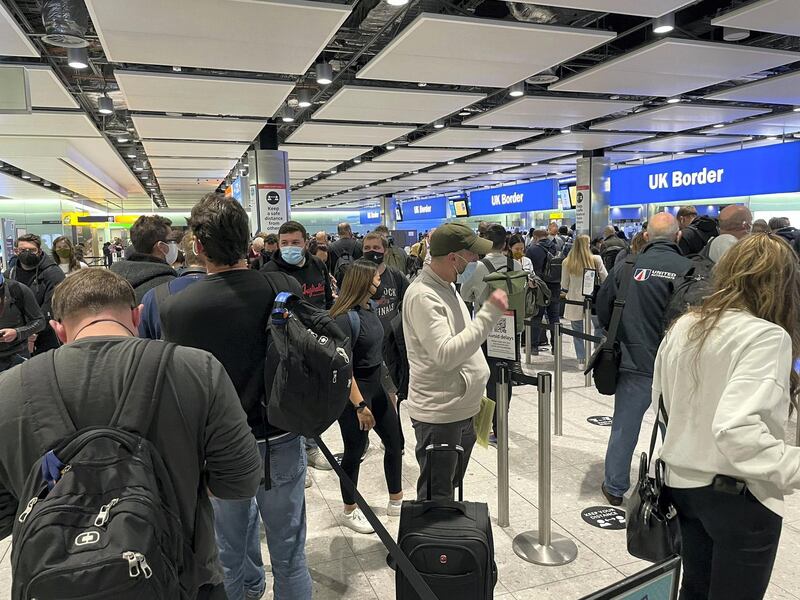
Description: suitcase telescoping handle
xmin=425 ymin=443 xmax=464 ymax=502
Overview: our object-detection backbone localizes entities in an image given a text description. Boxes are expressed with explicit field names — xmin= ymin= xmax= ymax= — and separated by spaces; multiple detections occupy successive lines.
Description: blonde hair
xmin=688 ymin=233 xmax=800 ymax=399
xmin=563 ymin=235 xmax=595 ymax=277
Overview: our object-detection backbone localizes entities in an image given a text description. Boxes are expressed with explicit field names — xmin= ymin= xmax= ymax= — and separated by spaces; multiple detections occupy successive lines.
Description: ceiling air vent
xmin=526 ymin=68 xmax=560 ymax=85
xmin=41 ymin=0 xmax=89 ymax=48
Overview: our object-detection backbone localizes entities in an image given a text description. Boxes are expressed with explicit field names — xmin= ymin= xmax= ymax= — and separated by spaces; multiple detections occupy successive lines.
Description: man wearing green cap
xmin=402 ymin=223 xmax=508 ymax=501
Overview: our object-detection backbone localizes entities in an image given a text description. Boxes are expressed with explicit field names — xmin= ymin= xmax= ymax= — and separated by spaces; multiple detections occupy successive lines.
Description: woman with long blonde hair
xmin=654 ymin=233 xmax=800 ymax=600
xmin=560 ymin=234 xmax=607 ymax=368
xmin=330 ymin=259 xmax=403 ymax=534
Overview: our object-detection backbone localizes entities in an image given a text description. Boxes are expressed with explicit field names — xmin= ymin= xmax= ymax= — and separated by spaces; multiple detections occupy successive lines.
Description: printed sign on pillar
xmin=257 ymin=183 xmax=289 ymax=233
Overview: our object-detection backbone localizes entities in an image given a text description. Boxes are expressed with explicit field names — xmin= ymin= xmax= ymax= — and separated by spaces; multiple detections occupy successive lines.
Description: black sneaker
xmin=601 ymin=483 xmax=623 ymax=507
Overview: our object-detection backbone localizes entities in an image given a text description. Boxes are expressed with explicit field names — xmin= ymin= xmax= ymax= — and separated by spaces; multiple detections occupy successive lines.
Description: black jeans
xmin=532 ymin=282 xmax=561 ymax=347
xmin=668 ymin=485 xmax=783 ymax=600
xmin=483 ymin=346 xmax=513 ymax=436
xmin=411 ymin=417 xmax=476 ymax=502
xmin=338 ymin=365 xmax=403 ymax=506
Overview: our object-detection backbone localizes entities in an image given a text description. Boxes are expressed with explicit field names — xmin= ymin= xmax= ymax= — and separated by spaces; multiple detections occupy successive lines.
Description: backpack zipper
xmin=18 ymin=496 xmax=38 ymax=523
xmin=94 ymin=498 xmax=120 ymax=527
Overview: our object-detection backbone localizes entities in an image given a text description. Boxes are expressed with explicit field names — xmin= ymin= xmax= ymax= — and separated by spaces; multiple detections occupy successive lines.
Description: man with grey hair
xmin=596 ymin=211 xmax=690 ymax=506
xmin=707 ymin=205 xmax=752 ymax=263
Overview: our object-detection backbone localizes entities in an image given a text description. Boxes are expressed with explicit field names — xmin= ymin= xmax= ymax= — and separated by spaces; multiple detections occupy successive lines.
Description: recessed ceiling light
xmin=794 ymin=107 xmax=800 ymax=113
xmin=134 ymin=161 xmax=144 ymax=171
xmin=676 ymin=151 xmax=685 ymax=155
xmin=43 ymin=181 xmax=51 ymax=187
xmin=509 ymin=82 xmax=524 ymax=98
xmin=434 ymin=120 xmax=445 ymax=129
xmin=315 ymin=62 xmax=333 ymax=85
xmin=385 ymin=144 xmax=396 ymax=150
xmin=98 ymin=95 xmax=114 ymax=115
xmin=67 ymin=47 xmax=89 ymax=69
xmin=417 ymin=82 xmax=427 ymax=88
xmin=126 ymin=151 xmax=137 ymax=159
xmin=117 ymin=135 xmax=130 ymax=143
xmin=458 ymin=111 xmax=470 ymax=117
xmin=666 ymin=97 xmax=681 ymax=104
xmin=712 ymin=123 xmax=725 ymax=129
xmin=21 ymin=171 xmax=31 ymax=179
xmin=530 ymin=162 xmax=539 ymax=166
xmin=354 ymin=157 xmax=362 ymax=164
xmin=609 ymin=95 xmax=621 ymax=100
xmin=281 ymin=107 xmax=295 ymax=123
xmin=387 ymin=0 xmax=409 ymax=6
xmin=766 ymin=136 xmax=778 ymax=141
xmin=723 ymin=27 xmax=750 ymax=42
xmin=297 ymin=89 xmax=312 ymax=108
xmin=328 ymin=169 xmax=337 ymax=174
xmin=493 ymin=148 xmax=503 ymax=152
xmin=447 ymin=161 xmax=455 ymax=165
xmin=653 ymin=13 xmax=675 ymax=34
xmin=560 ymin=128 xmax=571 ymax=134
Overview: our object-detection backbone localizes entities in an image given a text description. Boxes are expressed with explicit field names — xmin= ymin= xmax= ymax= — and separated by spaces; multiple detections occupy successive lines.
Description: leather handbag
xmin=585 ymin=257 xmax=635 ymax=395
xmin=626 ymin=396 xmax=681 ymax=562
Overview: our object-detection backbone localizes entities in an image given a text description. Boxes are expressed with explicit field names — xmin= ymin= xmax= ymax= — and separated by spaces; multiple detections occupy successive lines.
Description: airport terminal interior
xmin=2 ymin=0 xmax=800 ymax=598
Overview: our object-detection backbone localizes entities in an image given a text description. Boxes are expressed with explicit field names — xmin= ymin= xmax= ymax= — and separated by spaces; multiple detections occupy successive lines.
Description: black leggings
xmin=338 ymin=366 xmax=403 ymax=506
xmin=668 ymin=485 xmax=783 ymax=600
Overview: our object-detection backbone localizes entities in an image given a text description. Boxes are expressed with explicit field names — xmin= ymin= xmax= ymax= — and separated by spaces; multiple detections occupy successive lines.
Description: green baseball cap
xmin=429 ymin=222 xmax=492 ymax=257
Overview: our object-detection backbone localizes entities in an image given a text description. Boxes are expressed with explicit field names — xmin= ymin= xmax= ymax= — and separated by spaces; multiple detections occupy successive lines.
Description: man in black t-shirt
xmin=160 ymin=194 xmax=311 ymax=600
xmin=328 ymin=222 xmax=362 ymax=277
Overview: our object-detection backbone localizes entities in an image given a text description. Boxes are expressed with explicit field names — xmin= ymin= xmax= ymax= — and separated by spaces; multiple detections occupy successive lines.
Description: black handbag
xmin=585 ymin=257 xmax=635 ymax=395
xmin=626 ymin=396 xmax=682 ymax=562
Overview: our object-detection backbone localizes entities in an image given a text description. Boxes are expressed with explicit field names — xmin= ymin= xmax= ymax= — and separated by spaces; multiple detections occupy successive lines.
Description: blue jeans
xmin=211 ymin=434 xmax=311 ymax=600
xmin=604 ymin=371 xmax=653 ymax=497
xmin=570 ymin=317 xmax=601 ymax=362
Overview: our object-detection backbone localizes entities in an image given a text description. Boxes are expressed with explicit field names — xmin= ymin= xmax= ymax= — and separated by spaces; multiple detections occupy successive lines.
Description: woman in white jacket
xmin=654 ymin=233 xmax=800 ymax=600
xmin=560 ymin=235 xmax=607 ymax=369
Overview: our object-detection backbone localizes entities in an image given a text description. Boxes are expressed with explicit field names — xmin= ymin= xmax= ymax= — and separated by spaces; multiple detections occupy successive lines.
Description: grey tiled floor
xmin=2 ymin=347 xmax=799 ymax=599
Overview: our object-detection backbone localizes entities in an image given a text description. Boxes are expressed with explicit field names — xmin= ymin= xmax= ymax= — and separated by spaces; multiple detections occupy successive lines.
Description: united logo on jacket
xmin=634 ymin=269 xmax=651 ymax=281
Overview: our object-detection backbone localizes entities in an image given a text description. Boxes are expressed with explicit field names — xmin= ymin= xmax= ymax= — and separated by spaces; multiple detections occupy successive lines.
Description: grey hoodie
xmin=111 ymin=252 xmax=176 ymax=303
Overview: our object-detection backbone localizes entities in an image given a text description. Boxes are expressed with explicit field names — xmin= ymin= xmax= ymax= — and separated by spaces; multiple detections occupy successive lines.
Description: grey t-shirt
xmin=0 ymin=336 xmax=261 ymax=589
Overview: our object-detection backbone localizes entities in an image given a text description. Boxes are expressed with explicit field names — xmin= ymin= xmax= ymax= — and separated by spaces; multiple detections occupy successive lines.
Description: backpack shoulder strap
xmin=605 ymin=256 xmax=636 ymax=346
xmin=152 ymin=280 xmax=172 ymax=312
xmin=112 ymin=340 xmax=176 ymax=436
xmin=347 ymin=309 xmax=361 ymax=344
xmin=21 ymin=353 xmax=79 ymax=452
xmin=481 ymin=258 xmax=497 ymax=274
xmin=8 ymin=281 xmax=27 ymax=322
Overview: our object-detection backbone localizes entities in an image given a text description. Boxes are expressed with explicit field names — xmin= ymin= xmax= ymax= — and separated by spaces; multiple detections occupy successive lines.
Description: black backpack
xmin=542 ymin=249 xmax=563 ymax=284
xmin=664 ymin=243 xmax=715 ymax=327
xmin=600 ymin=246 xmax=624 ymax=272
xmin=264 ymin=292 xmax=353 ymax=438
xmin=12 ymin=341 xmax=189 ymax=600
xmin=333 ymin=240 xmax=357 ymax=283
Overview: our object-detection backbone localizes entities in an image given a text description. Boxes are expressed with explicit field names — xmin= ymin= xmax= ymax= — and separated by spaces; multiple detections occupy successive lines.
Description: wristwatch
xmin=356 ymin=401 xmax=368 ymax=412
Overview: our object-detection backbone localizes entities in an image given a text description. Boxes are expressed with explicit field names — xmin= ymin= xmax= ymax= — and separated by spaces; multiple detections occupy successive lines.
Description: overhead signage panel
xmin=468 ymin=179 xmax=557 ymax=216
xmin=359 ymin=208 xmax=382 ymax=225
xmin=401 ymin=196 xmax=448 ymax=221
xmin=609 ymin=142 xmax=800 ymax=205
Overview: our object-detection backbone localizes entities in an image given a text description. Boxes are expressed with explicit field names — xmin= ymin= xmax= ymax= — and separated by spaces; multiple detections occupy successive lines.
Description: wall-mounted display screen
xmin=453 ymin=199 xmax=470 ymax=217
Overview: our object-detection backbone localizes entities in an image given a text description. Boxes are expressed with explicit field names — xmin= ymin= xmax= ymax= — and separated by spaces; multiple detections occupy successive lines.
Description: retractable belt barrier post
xmin=509 ymin=369 xmax=579 ymax=566
xmin=583 ymin=298 xmax=594 ymax=388
xmin=796 ymin=410 xmax=800 ymax=447
xmin=553 ymin=323 xmax=563 ymax=437
xmin=524 ymin=318 xmax=533 ymax=365
xmin=496 ymin=363 xmax=510 ymax=528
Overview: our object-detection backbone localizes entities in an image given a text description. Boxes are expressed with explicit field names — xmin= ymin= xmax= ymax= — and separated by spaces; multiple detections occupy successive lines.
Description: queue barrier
xmin=494 ymin=362 xmax=578 ymax=566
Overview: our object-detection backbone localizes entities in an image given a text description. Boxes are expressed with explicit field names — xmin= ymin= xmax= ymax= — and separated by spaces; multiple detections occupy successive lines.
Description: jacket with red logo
xmin=596 ymin=241 xmax=690 ymax=377
xmin=261 ymin=249 xmax=333 ymax=309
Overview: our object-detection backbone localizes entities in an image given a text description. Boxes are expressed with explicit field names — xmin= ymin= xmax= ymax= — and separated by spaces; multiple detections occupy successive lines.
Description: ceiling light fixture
xmin=117 ymin=134 xmax=130 ymax=143
xmin=794 ymin=106 xmax=800 ymax=113
xmin=417 ymin=82 xmax=427 ymax=88
xmin=21 ymin=171 xmax=31 ymax=179
xmin=434 ymin=120 xmax=445 ymax=129
xmin=134 ymin=161 xmax=144 ymax=172
xmin=67 ymin=47 xmax=89 ymax=69
xmin=723 ymin=27 xmax=750 ymax=41
xmin=43 ymin=181 xmax=51 ymax=187
xmin=653 ymin=13 xmax=675 ymax=34
xmin=766 ymin=136 xmax=778 ymax=141
xmin=297 ymin=89 xmax=312 ymax=108
xmin=387 ymin=0 xmax=410 ymax=6
xmin=493 ymin=147 xmax=503 ymax=152
xmin=509 ymin=82 xmax=525 ymax=98
xmin=386 ymin=143 xmax=396 ymax=150
xmin=315 ymin=62 xmax=333 ymax=85
xmin=281 ymin=108 xmax=296 ymax=123
xmin=666 ymin=97 xmax=681 ymax=104
xmin=98 ymin=95 xmax=114 ymax=115
xmin=126 ymin=151 xmax=137 ymax=159
xmin=447 ymin=160 xmax=455 ymax=165
xmin=712 ymin=123 xmax=725 ymax=128
xmin=458 ymin=111 xmax=471 ymax=117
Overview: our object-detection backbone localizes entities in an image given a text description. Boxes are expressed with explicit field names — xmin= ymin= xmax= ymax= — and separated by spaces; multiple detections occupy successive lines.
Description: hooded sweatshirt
xmin=7 ymin=252 xmax=65 ymax=353
xmin=261 ymin=249 xmax=333 ymax=309
xmin=678 ymin=216 xmax=719 ymax=256
xmin=110 ymin=252 xmax=176 ymax=303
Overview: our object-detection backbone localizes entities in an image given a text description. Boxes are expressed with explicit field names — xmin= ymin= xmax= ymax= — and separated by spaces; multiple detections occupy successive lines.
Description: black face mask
xmin=364 ymin=251 xmax=385 ymax=265
xmin=17 ymin=250 xmax=40 ymax=269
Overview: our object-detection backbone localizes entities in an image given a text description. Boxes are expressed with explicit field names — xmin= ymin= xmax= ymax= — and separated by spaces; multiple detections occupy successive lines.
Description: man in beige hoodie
xmin=403 ymin=223 xmax=508 ymax=501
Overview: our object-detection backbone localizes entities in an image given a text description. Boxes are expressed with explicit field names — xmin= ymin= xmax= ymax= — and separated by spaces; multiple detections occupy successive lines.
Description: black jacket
xmin=678 ymin=216 xmax=719 ymax=256
xmin=774 ymin=227 xmax=800 ymax=257
xmin=0 ymin=280 xmax=44 ymax=361
xmin=526 ymin=238 xmax=559 ymax=284
xmin=328 ymin=237 xmax=362 ymax=276
xmin=110 ymin=253 xmax=176 ymax=303
xmin=597 ymin=241 xmax=691 ymax=377
xmin=261 ymin=250 xmax=333 ymax=309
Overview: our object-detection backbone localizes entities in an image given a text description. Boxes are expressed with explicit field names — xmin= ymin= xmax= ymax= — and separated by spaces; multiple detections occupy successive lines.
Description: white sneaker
xmin=578 ymin=362 xmax=586 ymax=371
xmin=305 ymin=473 xmax=312 ymax=489
xmin=307 ymin=447 xmax=332 ymax=471
xmin=387 ymin=500 xmax=403 ymax=517
xmin=341 ymin=508 xmax=374 ymax=534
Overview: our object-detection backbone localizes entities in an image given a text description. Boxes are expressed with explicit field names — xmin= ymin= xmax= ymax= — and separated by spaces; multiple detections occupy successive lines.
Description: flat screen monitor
xmin=579 ymin=556 xmax=681 ymax=600
xmin=395 ymin=205 xmax=403 ymax=222
xmin=453 ymin=199 xmax=470 ymax=218
xmin=558 ymin=188 xmax=571 ymax=210
xmin=568 ymin=185 xmax=577 ymax=208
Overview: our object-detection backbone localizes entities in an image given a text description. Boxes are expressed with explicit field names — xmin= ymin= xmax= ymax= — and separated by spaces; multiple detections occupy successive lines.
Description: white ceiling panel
xmin=518 ymin=131 xmax=652 ymax=151
xmin=311 ymin=87 xmax=485 ymax=124
xmin=347 ymin=161 xmax=435 ymax=173
xmin=290 ymin=160 xmax=342 ymax=172
xmin=157 ymin=178 xmax=220 ymax=189
xmin=0 ymin=3 xmax=38 ymax=57
xmin=549 ymin=155 xmax=579 ymax=165
xmin=428 ymin=163 xmax=510 ymax=175
xmin=116 ymin=71 xmax=293 ymax=117
xmin=0 ymin=173 xmax=63 ymax=199
xmin=143 ymin=140 xmax=249 ymax=159
xmin=466 ymin=150 xmax=568 ymax=164
xmin=591 ymin=103 xmax=772 ymax=133
xmin=699 ymin=111 xmax=800 ymax=136
xmin=132 ymin=115 xmax=266 ymax=142
xmin=705 ymin=70 xmax=800 ymax=105
xmin=705 ymin=138 xmax=787 ymax=153
xmin=23 ymin=66 xmax=79 ymax=109
xmin=85 ymin=0 xmax=350 ymax=74
xmin=550 ymin=39 xmax=800 ymax=97
xmin=465 ymin=96 xmax=639 ymax=129
xmin=149 ymin=157 xmax=237 ymax=170
xmin=374 ymin=148 xmax=478 ymax=163
xmin=279 ymin=144 xmax=371 ymax=161
xmin=324 ymin=172 xmax=390 ymax=183
xmin=410 ymin=127 xmax=542 ymax=149
xmin=512 ymin=0 xmax=695 ymax=17
xmin=356 ymin=13 xmax=615 ymax=88
xmin=616 ymin=134 xmax=752 ymax=153
xmin=155 ymin=168 xmax=230 ymax=179
xmin=503 ymin=164 xmax=564 ymax=175
xmin=285 ymin=122 xmax=415 ymax=146
xmin=396 ymin=173 xmax=459 ymax=183
xmin=604 ymin=151 xmax=662 ymax=163
xmin=712 ymin=0 xmax=800 ymax=37
xmin=0 ymin=112 xmax=99 ymax=138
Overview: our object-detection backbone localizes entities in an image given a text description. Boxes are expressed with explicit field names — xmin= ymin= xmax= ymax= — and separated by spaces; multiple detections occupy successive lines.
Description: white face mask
xmin=162 ymin=241 xmax=179 ymax=265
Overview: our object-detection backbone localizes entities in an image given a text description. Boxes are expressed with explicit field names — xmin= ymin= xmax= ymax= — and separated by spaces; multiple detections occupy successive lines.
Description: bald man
xmin=708 ymin=205 xmax=752 ymax=263
xmin=595 ymin=211 xmax=691 ymax=506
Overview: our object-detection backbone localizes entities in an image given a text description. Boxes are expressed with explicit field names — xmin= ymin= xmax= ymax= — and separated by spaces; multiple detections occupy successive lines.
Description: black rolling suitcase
xmin=396 ymin=444 xmax=497 ymax=600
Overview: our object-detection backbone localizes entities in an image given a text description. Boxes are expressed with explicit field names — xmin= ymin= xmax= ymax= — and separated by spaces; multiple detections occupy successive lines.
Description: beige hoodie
xmin=402 ymin=266 xmax=503 ymax=424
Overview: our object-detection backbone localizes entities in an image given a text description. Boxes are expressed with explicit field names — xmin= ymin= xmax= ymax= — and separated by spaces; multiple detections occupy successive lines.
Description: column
xmin=381 ymin=195 xmax=396 ymax=230
xmin=575 ymin=155 xmax=611 ymax=239
xmin=247 ymin=122 xmax=291 ymax=235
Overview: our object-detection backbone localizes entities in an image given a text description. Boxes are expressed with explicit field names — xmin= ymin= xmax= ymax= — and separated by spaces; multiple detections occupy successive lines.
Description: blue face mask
xmin=281 ymin=246 xmax=304 ymax=265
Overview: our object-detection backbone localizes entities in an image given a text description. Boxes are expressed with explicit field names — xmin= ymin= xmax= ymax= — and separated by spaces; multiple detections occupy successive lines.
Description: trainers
xmin=307 ymin=447 xmax=332 ymax=471
xmin=387 ymin=500 xmax=403 ymax=517
xmin=601 ymin=483 xmax=624 ymax=507
xmin=488 ymin=433 xmax=498 ymax=447
xmin=341 ymin=508 xmax=374 ymax=534
xmin=577 ymin=361 xmax=586 ymax=371
xmin=305 ymin=473 xmax=312 ymax=488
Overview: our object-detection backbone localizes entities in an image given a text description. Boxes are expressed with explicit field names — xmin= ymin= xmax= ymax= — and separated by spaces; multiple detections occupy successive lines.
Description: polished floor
xmin=1 ymin=343 xmax=799 ymax=599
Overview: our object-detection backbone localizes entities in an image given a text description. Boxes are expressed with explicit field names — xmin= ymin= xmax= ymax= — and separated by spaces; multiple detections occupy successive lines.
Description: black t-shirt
xmin=160 ymin=269 xmax=300 ymax=439
xmin=334 ymin=304 xmax=383 ymax=372
xmin=373 ymin=267 xmax=409 ymax=336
